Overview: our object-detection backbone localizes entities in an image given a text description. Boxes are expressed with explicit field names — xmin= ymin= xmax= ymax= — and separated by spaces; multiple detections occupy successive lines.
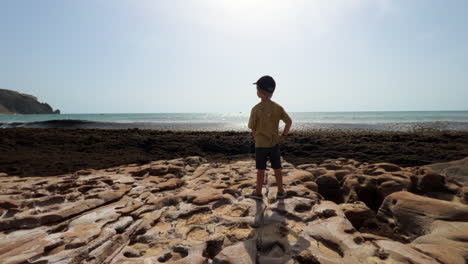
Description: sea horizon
xmin=2 ymin=110 xmax=468 ymax=131
xmin=3 ymin=110 xmax=467 ymax=114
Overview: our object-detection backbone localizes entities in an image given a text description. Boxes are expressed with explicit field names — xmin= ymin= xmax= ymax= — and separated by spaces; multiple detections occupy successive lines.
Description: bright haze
xmin=1 ymin=0 xmax=467 ymax=113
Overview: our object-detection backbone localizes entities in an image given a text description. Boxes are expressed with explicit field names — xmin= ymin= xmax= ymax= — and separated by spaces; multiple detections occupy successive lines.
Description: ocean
xmin=1 ymin=111 xmax=468 ymax=131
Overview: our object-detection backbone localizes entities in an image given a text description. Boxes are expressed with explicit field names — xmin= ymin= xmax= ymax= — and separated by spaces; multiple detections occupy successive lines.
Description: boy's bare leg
xmin=256 ymin=170 xmax=265 ymax=194
xmin=273 ymin=169 xmax=285 ymax=193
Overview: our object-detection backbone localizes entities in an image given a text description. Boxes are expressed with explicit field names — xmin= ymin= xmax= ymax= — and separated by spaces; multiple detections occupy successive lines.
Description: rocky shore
xmin=1 ymin=156 xmax=467 ymax=263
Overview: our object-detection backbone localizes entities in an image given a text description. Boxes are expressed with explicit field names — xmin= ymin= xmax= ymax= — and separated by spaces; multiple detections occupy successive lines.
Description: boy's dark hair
xmin=253 ymin=75 xmax=276 ymax=93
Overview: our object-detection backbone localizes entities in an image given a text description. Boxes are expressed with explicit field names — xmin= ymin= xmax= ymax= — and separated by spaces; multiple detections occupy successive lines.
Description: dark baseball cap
xmin=253 ymin=75 xmax=276 ymax=93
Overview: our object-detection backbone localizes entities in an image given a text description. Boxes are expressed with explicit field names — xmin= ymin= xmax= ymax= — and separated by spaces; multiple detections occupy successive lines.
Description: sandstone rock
xmin=378 ymin=191 xmax=468 ymax=239
xmin=428 ymin=157 xmax=468 ymax=186
xmin=371 ymin=163 xmax=402 ymax=172
xmin=213 ymin=239 xmax=256 ymax=264
xmin=339 ymin=202 xmax=375 ymax=229
xmin=180 ymin=188 xmax=227 ymax=205
xmin=282 ymin=169 xmax=315 ymax=185
xmin=1 ymin=158 xmax=467 ymax=264
xmin=462 ymin=187 xmax=468 ymax=204
xmin=296 ymin=164 xmax=316 ymax=170
xmin=415 ymin=167 xmax=448 ymax=193
xmin=75 ymin=169 xmax=93 ymax=176
xmin=303 ymin=181 xmax=318 ymax=192
xmin=316 ymin=173 xmax=343 ymax=203
xmin=184 ymin=156 xmax=207 ymax=166
xmin=0 ymin=198 xmax=21 ymax=209
xmin=342 ymin=170 xmax=412 ymax=211
xmin=152 ymin=178 xmax=183 ymax=192
xmin=411 ymin=220 xmax=468 ymax=264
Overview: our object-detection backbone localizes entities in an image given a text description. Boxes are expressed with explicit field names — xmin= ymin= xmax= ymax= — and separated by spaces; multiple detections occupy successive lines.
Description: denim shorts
xmin=255 ymin=144 xmax=282 ymax=170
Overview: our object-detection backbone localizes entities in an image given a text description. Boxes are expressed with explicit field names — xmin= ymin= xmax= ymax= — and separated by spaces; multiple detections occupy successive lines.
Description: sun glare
xmin=206 ymin=0 xmax=293 ymax=27
xmin=217 ymin=0 xmax=274 ymax=12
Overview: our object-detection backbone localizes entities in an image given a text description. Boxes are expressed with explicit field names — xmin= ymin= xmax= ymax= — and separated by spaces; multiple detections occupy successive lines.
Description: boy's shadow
xmin=245 ymin=198 xmax=311 ymax=263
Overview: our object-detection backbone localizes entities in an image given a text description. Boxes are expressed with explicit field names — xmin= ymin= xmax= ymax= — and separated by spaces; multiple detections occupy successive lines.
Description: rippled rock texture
xmin=1 ymin=156 xmax=467 ymax=264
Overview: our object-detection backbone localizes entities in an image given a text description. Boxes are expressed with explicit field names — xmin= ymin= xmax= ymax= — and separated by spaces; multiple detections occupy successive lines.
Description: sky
xmin=1 ymin=0 xmax=467 ymax=114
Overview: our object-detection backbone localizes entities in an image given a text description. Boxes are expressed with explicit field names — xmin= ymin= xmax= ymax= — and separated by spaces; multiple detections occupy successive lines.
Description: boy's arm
xmin=248 ymin=108 xmax=256 ymax=136
xmin=282 ymin=120 xmax=292 ymax=136
xmin=280 ymin=108 xmax=292 ymax=136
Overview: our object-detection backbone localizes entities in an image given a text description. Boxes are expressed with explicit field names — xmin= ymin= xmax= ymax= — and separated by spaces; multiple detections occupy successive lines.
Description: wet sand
xmin=1 ymin=128 xmax=468 ymax=176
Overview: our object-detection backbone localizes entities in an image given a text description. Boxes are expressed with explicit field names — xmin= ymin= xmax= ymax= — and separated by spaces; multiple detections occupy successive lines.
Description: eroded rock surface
xmin=428 ymin=157 xmax=468 ymax=186
xmin=0 ymin=156 xmax=467 ymax=264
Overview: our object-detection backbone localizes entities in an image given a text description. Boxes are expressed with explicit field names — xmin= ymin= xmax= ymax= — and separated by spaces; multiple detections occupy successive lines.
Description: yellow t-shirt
xmin=248 ymin=100 xmax=291 ymax=148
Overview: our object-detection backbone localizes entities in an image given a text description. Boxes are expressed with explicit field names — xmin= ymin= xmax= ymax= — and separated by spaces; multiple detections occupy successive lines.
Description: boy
xmin=248 ymin=75 xmax=292 ymax=200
